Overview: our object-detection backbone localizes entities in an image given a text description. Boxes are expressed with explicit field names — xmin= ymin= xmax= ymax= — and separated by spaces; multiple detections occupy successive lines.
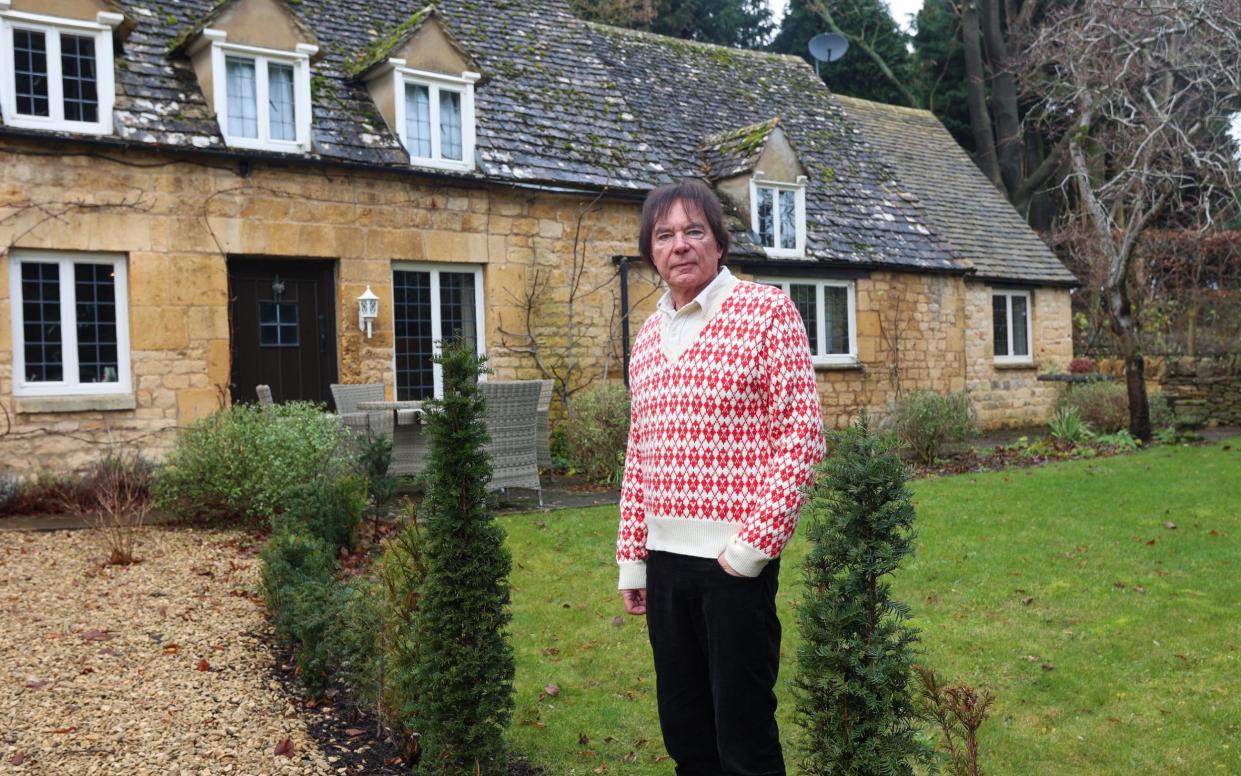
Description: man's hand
xmin=718 ymin=553 xmax=744 ymax=577
xmin=621 ymin=588 xmax=647 ymax=615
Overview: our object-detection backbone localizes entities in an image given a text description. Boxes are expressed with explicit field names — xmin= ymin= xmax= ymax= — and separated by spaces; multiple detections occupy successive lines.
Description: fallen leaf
xmin=1114 ymin=581 xmax=1126 ymax=589
xmin=1134 ymin=586 xmax=1146 ymax=594
xmin=163 ymin=644 xmax=180 ymax=655
xmin=578 ymin=733 xmax=590 ymax=746
xmin=623 ymin=751 xmax=638 ymax=764
xmin=1022 ymin=596 xmax=1034 ymax=605
xmin=325 ymin=687 xmax=340 ymax=699
xmin=24 ymin=676 xmax=48 ymax=689
xmin=80 ymin=629 xmax=114 ymax=642
xmin=603 ymin=736 xmax=617 ymax=743
xmin=534 ymin=520 xmax=546 ymax=530
xmin=1164 ymin=522 xmax=1177 ymax=530
xmin=1146 ymin=539 xmax=1156 ymax=546
xmin=196 ymin=659 xmax=211 ymax=672
xmin=1107 ymin=717 xmax=1121 ymax=724
xmin=345 ymin=728 xmax=366 ymax=738
xmin=9 ymin=751 xmax=24 ymax=765
xmin=1175 ymin=654 xmax=1188 ymax=662
xmin=274 ymin=737 xmax=294 ymax=757
xmin=531 ymin=720 xmax=546 ymax=729
xmin=593 ymin=763 xmax=606 ymax=774
xmin=52 ymin=726 xmax=77 ymax=734
xmin=1209 ymin=529 xmax=1219 ymax=537
xmin=79 ymin=666 xmax=94 ymax=675
xmin=611 ymin=616 xmax=624 ymax=627
xmin=655 ymin=754 xmax=672 ymax=763
xmin=543 ymin=682 xmax=561 ymax=697
xmin=1041 ymin=663 xmax=1054 ymax=671
xmin=542 ymin=647 xmax=560 ymax=657
xmin=578 ymin=749 xmax=598 ymax=758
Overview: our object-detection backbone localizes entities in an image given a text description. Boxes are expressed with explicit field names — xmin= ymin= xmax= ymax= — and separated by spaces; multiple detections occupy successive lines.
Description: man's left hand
xmin=717 ymin=553 xmax=744 ymax=577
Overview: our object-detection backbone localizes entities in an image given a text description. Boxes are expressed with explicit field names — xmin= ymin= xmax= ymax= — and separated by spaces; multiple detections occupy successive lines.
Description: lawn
xmin=502 ymin=438 xmax=1241 ymax=775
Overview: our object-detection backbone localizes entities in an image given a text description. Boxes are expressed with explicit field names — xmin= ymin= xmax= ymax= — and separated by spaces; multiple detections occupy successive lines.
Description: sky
xmin=766 ymin=0 xmax=923 ymax=33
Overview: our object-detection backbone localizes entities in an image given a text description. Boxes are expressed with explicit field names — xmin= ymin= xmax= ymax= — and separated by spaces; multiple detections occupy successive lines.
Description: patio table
xmin=357 ymin=400 xmax=426 ymax=476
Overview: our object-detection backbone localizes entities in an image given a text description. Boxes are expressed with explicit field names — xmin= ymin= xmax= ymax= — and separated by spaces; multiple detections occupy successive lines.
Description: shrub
xmin=412 ymin=339 xmax=514 ymax=775
xmin=1068 ymin=357 xmax=1097 ymax=373
xmin=1054 ymin=382 xmax=1126 ymax=434
xmin=0 ymin=473 xmax=19 ymax=514
xmin=153 ymin=402 xmax=350 ymax=525
xmin=883 ymin=390 xmax=976 ymax=465
xmin=276 ymin=475 xmax=367 ymax=552
xmin=794 ymin=413 xmax=931 ymax=774
xmin=563 ymin=383 xmax=630 ymax=484
xmin=1149 ymin=391 xmax=1175 ymax=430
xmin=914 ymin=665 xmax=994 ymax=776
xmin=83 ymin=451 xmax=154 ymax=565
xmin=1048 ymin=406 xmax=1093 ymax=444
xmin=259 ymin=526 xmax=341 ymax=694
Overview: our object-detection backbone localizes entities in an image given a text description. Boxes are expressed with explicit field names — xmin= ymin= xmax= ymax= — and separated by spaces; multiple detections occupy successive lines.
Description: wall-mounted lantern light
xmin=357 ymin=285 xmax=379 ymax=339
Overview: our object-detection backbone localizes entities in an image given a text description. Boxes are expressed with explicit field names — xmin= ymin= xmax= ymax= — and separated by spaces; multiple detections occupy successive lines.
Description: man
xmin=617 ymin=179 xmax=826 ymax=776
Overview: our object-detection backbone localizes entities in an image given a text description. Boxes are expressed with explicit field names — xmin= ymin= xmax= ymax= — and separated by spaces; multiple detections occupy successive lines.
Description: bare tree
xmin=1023 ymin=0 xmax=1241 ymax=440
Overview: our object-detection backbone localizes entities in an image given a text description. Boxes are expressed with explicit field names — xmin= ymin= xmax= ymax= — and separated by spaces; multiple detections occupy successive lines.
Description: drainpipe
xmin=612 ymin=255 xmax=641 ymax=387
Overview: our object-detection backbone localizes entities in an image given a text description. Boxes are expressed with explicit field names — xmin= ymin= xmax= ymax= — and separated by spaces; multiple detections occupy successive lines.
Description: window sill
xmin=993 ymin=360 xmax=1036 ymax=370
xmin=814 ymin=360 xmax=862 ymax=371
xmin=15 ymin=394 xmax=137 ymax=414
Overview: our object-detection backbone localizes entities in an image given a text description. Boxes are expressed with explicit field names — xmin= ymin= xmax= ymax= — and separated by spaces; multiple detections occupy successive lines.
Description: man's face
xmin=650 ymin=200 xmax=723 ymax=308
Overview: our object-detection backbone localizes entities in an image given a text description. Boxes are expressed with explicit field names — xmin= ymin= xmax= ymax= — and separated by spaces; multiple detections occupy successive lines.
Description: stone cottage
xmin=0 ymin=0 xmax=1074 ymax=474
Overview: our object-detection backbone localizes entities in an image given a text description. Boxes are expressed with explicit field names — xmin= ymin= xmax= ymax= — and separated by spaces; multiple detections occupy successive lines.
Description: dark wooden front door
xmin=228 ymin=259 xmax=338 ymax=406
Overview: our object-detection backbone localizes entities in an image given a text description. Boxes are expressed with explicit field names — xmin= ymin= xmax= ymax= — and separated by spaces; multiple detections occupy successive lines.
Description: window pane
xmin=267 ymin=63 xmax=296 ymax=141
xmin=756 ymin=187 xmax=774 ymax=247
xmin=20 ymin=262 xmax=63 ymax=382
xmin=439 ymin=272 xmax=477 ymax=346
xmin=226 ymin=57 xmax=258 ymax=138
xmin=778 ymin=189 xmax=797 ymax=249
xmin=992 ymin=295 xmax=1009 ymax=357
xmin=74 ymin=263 xmax=119 ymax=383
xmin=404 ymin=84 xmax=431 ymax=158
xmin=788 ymin=284 xmax=817 ymax=354
xmin=258 ymin=301 xmax=298 ymax=347
xmin=1012 ymin=295 xmax=1029 ymax=357
xmin=825 ymin=285 xmax=849 ymax=354
xmin=61 ymin=34 xmax=98 ymax=123
xmin=13 ymin=29 xmax=50 ymax=117
xmin=393 ymin=270 xmax=434 ymax=400
xmin=440 ymin=90 xmax=462 ymax=161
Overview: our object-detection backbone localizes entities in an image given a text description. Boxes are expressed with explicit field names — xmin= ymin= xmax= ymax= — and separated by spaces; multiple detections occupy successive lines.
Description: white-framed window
xmin=992 ymin=289 xmax=1033 ymax=363
xmin=8 ymin=250 xmax=131 ymax=397
xmin=197 ymin=30 xmax=315 ymax=152
xmin=0 ymin=8 xmax=122 ymax=135
xmin=760 ymin=278 xmax=857 ymax=366
xmin=392 ymin=66 xmax=478 ymax=171
xmin=750 ymin=178 xmax=807 ymax=258
xmin=391 ymin=263 xmax=486 ymax=400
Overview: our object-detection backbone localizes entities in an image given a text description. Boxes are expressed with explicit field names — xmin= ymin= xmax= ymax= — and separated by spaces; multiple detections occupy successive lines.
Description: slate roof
xmin=699 ymin=118 xmax=782 ymax=181
xmin=832 ymin=95 xmax=1077 ymax=286
xmin=3 ymin=0 xmax=1070 ymax=283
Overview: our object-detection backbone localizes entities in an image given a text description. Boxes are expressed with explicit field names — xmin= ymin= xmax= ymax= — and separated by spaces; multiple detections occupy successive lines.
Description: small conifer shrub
xmin=409 ymin=339 xmax=515 ymax=774
xmin=794 ymin=413 xmax=932 ymax=775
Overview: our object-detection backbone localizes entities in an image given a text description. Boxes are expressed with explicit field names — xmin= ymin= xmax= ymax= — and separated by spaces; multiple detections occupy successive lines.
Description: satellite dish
xmin=808 ymin=33 xmax=849 ymax=76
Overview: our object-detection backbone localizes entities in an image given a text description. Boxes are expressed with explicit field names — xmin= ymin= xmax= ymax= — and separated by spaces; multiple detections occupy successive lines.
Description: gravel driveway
xmin=0 ymin=527 xmax=372 ymax=775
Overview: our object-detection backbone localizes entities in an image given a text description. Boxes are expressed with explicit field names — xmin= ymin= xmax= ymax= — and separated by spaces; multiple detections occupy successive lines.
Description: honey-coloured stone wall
xmin=964 ymin=283 xmax=1074 ymax=428
xmin=0 ymin=141 xmax=647 ymax=474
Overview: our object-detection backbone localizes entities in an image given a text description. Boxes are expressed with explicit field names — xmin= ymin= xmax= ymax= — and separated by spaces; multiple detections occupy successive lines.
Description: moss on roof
xmin=345 ymin=5 xmax=434 ymax=78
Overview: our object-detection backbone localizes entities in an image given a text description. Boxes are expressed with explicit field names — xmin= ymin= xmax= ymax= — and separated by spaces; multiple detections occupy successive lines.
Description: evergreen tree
xmin=793 ymin=413 xmax=931 ymax=775
xmin=410 ymin=340 xmax=514 ymax=775
xmin=911 ymin=0 xmax=973 ymax=151
xmin=770 ymin=0 xmax=916 ymax=106
xmin=571 ymin=0 xmax=774 ymax=49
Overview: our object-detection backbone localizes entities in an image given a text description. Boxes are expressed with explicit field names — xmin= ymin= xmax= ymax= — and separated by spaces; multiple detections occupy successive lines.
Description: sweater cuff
xmin=723 ymin=537 xmax=771 ymax=578
xmin=618 ymin=561 xmax=647 ymax=590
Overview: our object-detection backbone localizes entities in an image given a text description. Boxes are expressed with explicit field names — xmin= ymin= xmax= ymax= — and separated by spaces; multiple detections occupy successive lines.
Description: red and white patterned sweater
xmin=616 ymin=281 xmax=826 ymax=589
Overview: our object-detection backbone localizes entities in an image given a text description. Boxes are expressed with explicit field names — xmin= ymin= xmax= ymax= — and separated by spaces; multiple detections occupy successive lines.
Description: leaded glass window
xmin=393 ymin=266 xmax=484 ymax=400
xmin=258 ymin=301 xmax=299 ymax=347
xmin=404 ymin=84 xmax=432 ymax=159
xmin=268 ymin=62 xmax=296 ymax=141
xmin=60 ymin=34 xmax=97 ymax=123
xmin=439 ymin=90 xmax=462 ymax=161
xmin=226 ymin=56 xmax=259 ymax=138
xmin=20 ymin=262 xmax=62 ymax=382
xmin=13 ymin=28 xmax=50 ymax=117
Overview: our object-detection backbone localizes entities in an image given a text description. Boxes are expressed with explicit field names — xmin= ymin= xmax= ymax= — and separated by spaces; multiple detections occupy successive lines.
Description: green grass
xmin=502 ymin=439 xmax=1241 ymax=775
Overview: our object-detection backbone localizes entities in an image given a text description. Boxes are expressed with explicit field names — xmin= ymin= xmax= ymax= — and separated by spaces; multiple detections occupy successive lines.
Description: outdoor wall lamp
xmin=357 ymin=286 xmax=379 ymax=339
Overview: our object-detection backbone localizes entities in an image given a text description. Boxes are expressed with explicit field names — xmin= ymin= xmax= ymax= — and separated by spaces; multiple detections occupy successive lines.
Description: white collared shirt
xmin=656 ymin=266 xmax=739 ymax=361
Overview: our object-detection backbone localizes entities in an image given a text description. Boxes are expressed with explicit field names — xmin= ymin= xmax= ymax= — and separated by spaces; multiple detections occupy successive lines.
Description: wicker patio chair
xmin=536 ymin=379 xmax=554 ymax=471
xmin=479 ymin=380 xmax=543 ymax=506
xmin=255 ymin=384 xmax=274 ymax=408
xmin=330 ymin=383 xmax=392 ymax=439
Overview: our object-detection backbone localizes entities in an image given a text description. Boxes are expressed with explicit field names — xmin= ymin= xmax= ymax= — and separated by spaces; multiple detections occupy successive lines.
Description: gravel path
xmin=0 ymin=527 xmax=384 ymax=775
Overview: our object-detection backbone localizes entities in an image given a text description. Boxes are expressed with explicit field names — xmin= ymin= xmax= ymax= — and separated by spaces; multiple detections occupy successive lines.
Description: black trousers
xmin=646 ymin=550 xmax=784 ymax=776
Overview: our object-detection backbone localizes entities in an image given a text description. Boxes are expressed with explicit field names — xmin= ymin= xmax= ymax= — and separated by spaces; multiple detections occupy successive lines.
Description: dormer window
xmin=192 ymin=30 xmax=315 ymax=152
xmin=0 ymin=8 xmax=122 ymax=135
xmin=750 ymin=177 xmax=806 ymax=258
xmin=396 ymin=67 xmax=477 ymax=171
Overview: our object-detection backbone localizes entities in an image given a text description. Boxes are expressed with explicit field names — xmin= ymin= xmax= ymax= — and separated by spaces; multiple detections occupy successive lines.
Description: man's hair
xmin=638 ymin=179 xmax=731 ymax=266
